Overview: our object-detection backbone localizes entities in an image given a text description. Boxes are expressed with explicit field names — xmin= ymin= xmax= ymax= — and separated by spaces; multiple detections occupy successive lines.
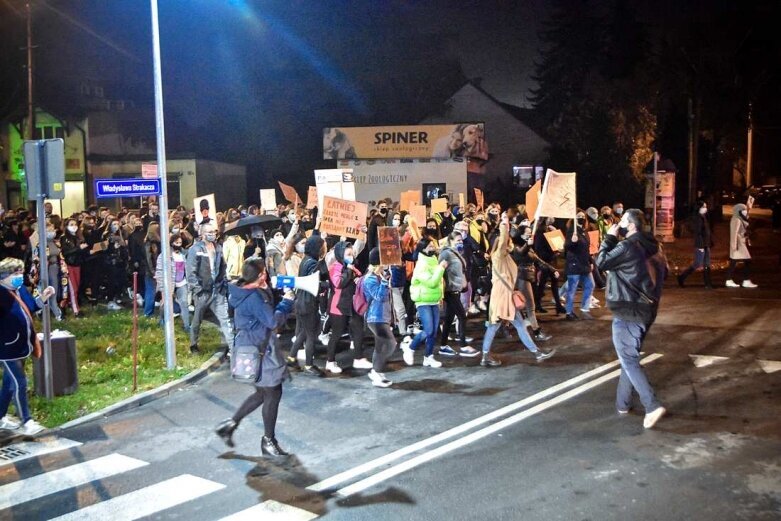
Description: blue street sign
xmin=95 ymin=178 xmax=162 ymax=198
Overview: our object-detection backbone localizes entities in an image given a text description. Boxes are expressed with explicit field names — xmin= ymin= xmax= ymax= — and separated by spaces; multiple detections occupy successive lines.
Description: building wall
xmin=194 ymin=160 xmax=248 ymax=211
xmin=420 ymin=84 xmax=549 ymax=194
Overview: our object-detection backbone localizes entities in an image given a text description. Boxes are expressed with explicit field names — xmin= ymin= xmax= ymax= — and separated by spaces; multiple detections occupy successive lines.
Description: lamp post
xmin=150 ymin=0 xmax=176 ymax=369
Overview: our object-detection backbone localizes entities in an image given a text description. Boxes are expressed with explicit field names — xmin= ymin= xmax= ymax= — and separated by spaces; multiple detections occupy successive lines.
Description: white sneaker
xmin=368 ymin=370 xmax=392 ymax=388
xmin=725 ymin=280 xmax=740 ymax=288
xmin=349 ymin=341 xmax=355 ymax=350
xmin=353 ymin=358 xmax=373 ymax=370
xmin=291 ymin=335 xmax=297 ymax=344
xmin=325 ymin=361 xmax=342 ymax=374
xmin=21 ymin=419 xmax=45 ymax=435
xmin=742 ymin=280 xmax=758 ymax=288
xmin=296 ymin=349 xmax=306 ymax=361
xmin=106 ymin=302 xmax=122 ymax=311
xmin=468 ymin=304 xmax=481 ymax=315
xmin=136 ymin=294 xmax=144 ymax=306
xmin=589 ymin=296 xmax=600 ymax=309
xmin=423 ymin=355 xmax=442 ymax=368
xmin=0 ymin=416 xmax=20 ymax=430
xmin=448 ymin=336 xmax=475 ymax=343
xmin=459 ymin=346 xmax=480 ymax=358
xmin=643 ymin=406 xmax=666 ymax=429
xmin=318 ymin=333 xmax=331 ymax=346
xmin=400 ymin=336 xmax=414 ymax=366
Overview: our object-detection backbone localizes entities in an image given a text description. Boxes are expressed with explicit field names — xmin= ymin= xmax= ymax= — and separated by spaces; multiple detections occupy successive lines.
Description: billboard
xmin=323 ymin=124 xmax=488 ymax=160
xmin=338 ymin=159 xmax=467 ymax=207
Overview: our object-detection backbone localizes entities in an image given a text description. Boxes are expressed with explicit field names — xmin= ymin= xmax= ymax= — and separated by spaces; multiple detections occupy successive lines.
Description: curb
xmin=55 ymin=352 xmax=225 ymax=433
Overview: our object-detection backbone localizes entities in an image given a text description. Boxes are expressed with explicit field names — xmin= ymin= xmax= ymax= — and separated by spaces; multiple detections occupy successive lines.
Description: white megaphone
xmin=270 ymin=273 xmax=320 ymax=296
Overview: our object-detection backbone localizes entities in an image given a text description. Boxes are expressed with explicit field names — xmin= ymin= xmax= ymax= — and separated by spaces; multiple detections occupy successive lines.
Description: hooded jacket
xmin=564 ymin=223 xmax=591 ymax=276
xmin=328 ymin=241 xmax=361 ymax=316
xmin=596 ymin=231 xmax=668 ymax=326
xmin=0 ymin=285 xmax=41 ymax=361
xmin=228 ymin=284 xmax=293 ymax=387
xmin=295 ymin=233 xmax=329 ymax=314
xmin=438 ymin=246 xmax=468 ymax=293
xmin=410 ymin=251 xmax=445 ymax=306
xmin=362 ymin=271 xmax=393 ymax=324
xmin=729 ymin=203 xmax=751 ymax=260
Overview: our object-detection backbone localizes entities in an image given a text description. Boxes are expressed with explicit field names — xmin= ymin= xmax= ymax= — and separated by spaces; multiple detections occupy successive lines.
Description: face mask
xmin=172 ymin=227 xmax=180 ymax=234
xmin=173 ymin=243 xmax=183 ymax=251
xmin=149 ymin=210 xmax=157 ymax=217
xmin=274 ymin=235 xmax=285 ymax=244
xmin=427 ymin=227 xmax=437 ymax=232
xmin=67 ymin=225 xmax=78 ymax=234
xmin=343 ymin=255 xmax=354 ymax=265
xmin=618 ymin=224 xmax=628 ymax=237
xmin=602 ymin=213 xmax=611 ymax=219
xmin=459 ymin=230 xmax=468 ymax=240
xmin=741 ymin=210 xmax=748 ymax=218
xmin=110 ymin=224 xmax=119 ymax=232
xmin=614 ymin=208 xmax=623 ymax=216
xmin=455 ymin=243 xmax=464 ymax=252
xmin=4 ymin=274 xmax=24 ymax=290
xmin=46 ymin=231 xmax=56 ymax=240
xmin=698 ymin=208 xmax=707 ymax=216
xmin=204 ymin=233 xmax=216 ymax=242
xmin=421 ymin=248 xmax=435 ymax=257
xmin=288 ymin=213 xmax=296 ymax=221
xmin=295 ymin=243 xmax=305 ymax=254
xmin=522 ymin=234 xmax=531 ymax=242
xmin=577 ymin=218 xmax=585 ymax=227
xmin=379 ymin=208 xmax=388 ymax=216
xmin=392 ymin=219 xmax=401 ymax=227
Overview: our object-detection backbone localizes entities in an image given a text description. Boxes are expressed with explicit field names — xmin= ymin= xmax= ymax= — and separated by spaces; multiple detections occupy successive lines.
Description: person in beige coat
xmin=725 ymin=203 xmax=757 ymax=288
xmin=480 ymin=213 xmax=555 ymax=367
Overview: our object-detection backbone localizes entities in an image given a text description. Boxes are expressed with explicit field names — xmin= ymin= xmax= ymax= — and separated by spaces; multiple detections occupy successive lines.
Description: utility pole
xmin=746 ymin=102 xmax=754 ymax=189
xmin=150 ymin=0 xmax=177 ymax=369
xmin=25 ymin=1 xmax=34 ymax=141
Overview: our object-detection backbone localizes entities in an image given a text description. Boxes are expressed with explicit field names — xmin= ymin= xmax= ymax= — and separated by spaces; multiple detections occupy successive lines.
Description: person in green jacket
xmin=400 ymin=237 xmax=447 ymax=368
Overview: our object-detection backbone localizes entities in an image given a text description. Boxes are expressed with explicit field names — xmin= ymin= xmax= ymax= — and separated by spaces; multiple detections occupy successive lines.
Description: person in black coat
xmin=563 ymin=210 xmax=595 ymax=320
xmin=678 ymin=199 xmax=713 ymax=289
xmin=215 ymin=258 xmax=294 ymax=456
xmin=534 ymin=217 xmax=566 ymax=315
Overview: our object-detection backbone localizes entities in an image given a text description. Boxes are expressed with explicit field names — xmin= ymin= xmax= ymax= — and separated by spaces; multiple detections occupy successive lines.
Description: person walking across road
xmin=596 ymin=209 xmax=668 ymax=429
xmin=678 ymin=200 xmax=713 ymax=289
xmin=725 ymin=203 xmax=758 ymax=288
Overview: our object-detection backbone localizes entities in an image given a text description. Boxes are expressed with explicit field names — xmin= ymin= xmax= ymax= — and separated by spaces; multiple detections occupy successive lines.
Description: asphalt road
xmin=1 ymin=217 xmax=780 ymax=520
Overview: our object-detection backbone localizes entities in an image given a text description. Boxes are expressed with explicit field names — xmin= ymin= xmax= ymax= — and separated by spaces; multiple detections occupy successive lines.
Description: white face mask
xmin=699 ymin=207 xmax=707 ymax=215
xmin=392 ymin=219 xmax=401 ymax=227
xmin=288 ymin=213 xmax=296 ymax=221
xmin=67 ymin=225 xmax=78 ymax=234
xmin=295 ymin=243 xmax=305 ymax=253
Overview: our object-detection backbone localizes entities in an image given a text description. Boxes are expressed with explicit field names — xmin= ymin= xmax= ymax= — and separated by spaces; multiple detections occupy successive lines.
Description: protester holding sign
xmin=438 ymin=231 xmax=479 ymax=357
xmin=362 ymin=247 xmax=398 ymax=388
xmin=564 ymin=210 xmax=595 ymax=320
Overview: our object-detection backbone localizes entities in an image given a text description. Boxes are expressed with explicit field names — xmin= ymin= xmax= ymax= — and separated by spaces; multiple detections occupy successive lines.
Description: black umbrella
xmin=222 ymin=215 xmax=281 ymax=236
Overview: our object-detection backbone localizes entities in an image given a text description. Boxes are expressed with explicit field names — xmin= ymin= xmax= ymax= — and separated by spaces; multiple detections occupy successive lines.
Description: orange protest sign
xmin=474 ymin=188 xmax=484 ymax=210
xmin=320 ymin=196 xmax=368 ymax=239
xmin=588 ymin=230 xmax=600 ymax=255
xmin=525 ymin=180 xmax=541 ymax=221
xmin=378 ymin=226 xmax=402 ymax=265
xmin=278 ymin=181 xmax=301 ymax=206
xmin=306 ymin=186 xmax=318 ymax=209
xmin=409 ymin=204 xmax=427 ymax=227
xmin=430 ymin=197 xmax=448 ymax=214
xmin=544 ymin=229 xmax=565 ymax=252
xmin=400 ymin=190 xmax=420 ymax=212
xmin=458 ymin=192 xmax=465 ymax=209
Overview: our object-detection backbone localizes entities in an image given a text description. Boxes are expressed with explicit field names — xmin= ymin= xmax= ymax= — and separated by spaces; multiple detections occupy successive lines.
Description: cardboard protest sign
xmin=474 ymin=188 xmax=484 ymax=210
xmin=588 ymin=230 xmax=600 ymax=255
xmin=314 ymin=169 xmax=355 ymax=210
xmin=194 ymin=194 xmax=216 ymax=225
xmin=400 ymin=190 xmax=420 ymax=212
xmin=544 ymin=229 xmax=565 ymax=252
xmin=278 ymin=181 xmax=301 ymax=206
xmin=459 ymin=192 xmax=465 ymax=209
xmin=537 ymin=169 xmax=576 ymax=219
xmin=409 ymin=204 xmax=427 ymax=228
xmin=430 ymin=197 xmax=448 ymax=214
xmin=260 ymin=189 xmax=277 ymax=213
xmin=378 ymin=226 xmax=402 ymax=265
xmin=525 ymin=180 xmax=541 ymax=221
xmin=320 ymin=196 xmax=368 ymax=239
xmin=307 ymin=186 xmax=318 ymax=209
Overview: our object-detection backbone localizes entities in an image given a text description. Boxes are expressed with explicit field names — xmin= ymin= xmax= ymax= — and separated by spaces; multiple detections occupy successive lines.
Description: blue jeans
xmin=613 ymin=318 xmax=661 ymax=412
xmin=565 ymin=273 xmax=594 ymax=314
xmin=0 ymin=360 xmax=31 ymax=423
xmin=689 ymin=247 xmax=711 ymax=270
xmin=410 ymin=304 xmax=440 ymax=356
xmin=143 ymin=275 xmax=157 ymax=317
xmin=482 ymin=311 xmax=539 ymax=354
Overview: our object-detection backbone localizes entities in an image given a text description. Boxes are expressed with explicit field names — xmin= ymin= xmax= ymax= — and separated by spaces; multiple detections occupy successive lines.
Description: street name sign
xmin=95 ymin=178 xmax=162 ymax=198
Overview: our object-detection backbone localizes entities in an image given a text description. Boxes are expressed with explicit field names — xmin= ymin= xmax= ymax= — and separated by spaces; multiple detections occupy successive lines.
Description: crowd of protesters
xmin=0 ymin=190 xmax=758 ymax=440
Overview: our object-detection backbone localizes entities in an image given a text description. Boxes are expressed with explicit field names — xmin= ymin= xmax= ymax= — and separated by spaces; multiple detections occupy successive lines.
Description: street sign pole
xmin=150 ymin=0 xmax=176 ymax=369
xmin=35 ymin=144 xmax=54 ymax=399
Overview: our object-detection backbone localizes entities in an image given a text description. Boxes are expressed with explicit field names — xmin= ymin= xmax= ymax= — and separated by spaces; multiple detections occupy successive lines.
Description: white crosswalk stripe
xmin=51 ymin=474 xmax=225 ymax=521
xmin=0 ymin=453 xmax=148 ymax=510
xmin=220 ymin=499 xmax=319 ymax=521
xmin=0 ymin=437 xmax=82 ymax=468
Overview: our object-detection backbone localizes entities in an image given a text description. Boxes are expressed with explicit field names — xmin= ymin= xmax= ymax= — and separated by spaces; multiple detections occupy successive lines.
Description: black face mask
xmin=577 ymin=218 xmax=585 ymax=227
xmin=173 ymin=244 xmax=182 ymax=251
xmin=420 ymin=249 xmax=435 ymax=257
xmin=379 ymin=208 xmax=388 ymax=216
xmin=617 ymin=225 xmax=628 ymax=238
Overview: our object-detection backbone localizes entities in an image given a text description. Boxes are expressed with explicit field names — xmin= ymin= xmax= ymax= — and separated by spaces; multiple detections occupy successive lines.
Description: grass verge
xmin=28 ymin=307 xmax=223 ymax=428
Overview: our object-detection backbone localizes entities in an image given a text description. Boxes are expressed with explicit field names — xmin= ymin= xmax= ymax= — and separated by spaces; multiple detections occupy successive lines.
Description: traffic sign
xmin=95 ymin=178 xmax=162 ymax=198
xmin=141 ymin=162 xmax=158 ymax=179
xmin=24 ymin=139 xmax=65 ymax=200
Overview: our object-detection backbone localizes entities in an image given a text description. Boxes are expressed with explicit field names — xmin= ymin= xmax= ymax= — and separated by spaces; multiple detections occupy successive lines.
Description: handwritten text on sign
xmin=320 ymin=196 xmax=368 ymax=239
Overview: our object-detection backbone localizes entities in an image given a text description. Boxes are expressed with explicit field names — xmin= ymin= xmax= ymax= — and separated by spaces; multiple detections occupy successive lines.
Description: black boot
xmin=481 ymin=352 xmax=502 ymax=367
xmin=677 ymin=267 xmax=694 ymax=287
xmin=703 ymin=267 xmax=713 ymax=289
xmin=215 ymin=418 xmax=237 ymax=448
xmin=261 ymin=436 xmax=289 ymax=457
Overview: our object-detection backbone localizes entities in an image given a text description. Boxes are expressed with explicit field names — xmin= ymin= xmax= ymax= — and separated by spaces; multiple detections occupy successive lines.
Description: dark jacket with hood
xmin=596 ymin=231 xmax=668 ymax=327
xmin=295 ymin=232 xmax=329 ymax=314
xmin=228 ymin=284 xmax=293 ymax=387
xmin=0 ymin=285 xmax=40 ymax=361
xmin=691 ymin=212 xmax=712 ymax=249
xmin=564 ymin=223 xmax=591 ymax=276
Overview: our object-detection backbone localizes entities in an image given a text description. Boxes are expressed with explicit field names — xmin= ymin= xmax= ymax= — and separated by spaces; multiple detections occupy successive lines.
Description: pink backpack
xmin=353 ymin=275 xmax=369 ymax=315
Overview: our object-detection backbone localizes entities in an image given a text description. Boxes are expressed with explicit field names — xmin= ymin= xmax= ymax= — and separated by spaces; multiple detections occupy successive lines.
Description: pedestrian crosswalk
xmin=0 ymin=437 xmax=319 ymax=520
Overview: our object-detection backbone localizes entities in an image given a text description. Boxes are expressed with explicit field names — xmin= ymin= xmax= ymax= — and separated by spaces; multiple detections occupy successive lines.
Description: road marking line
xmin=0 ymin=453 xmax=147 ymax=510
xmin=0 ymin=437 xmax=82 ymax=467
xmin=51 ymin=474 xmax=225 ymax=521
xmin=220 ymin=499 xmax=319 ymax=521
xmin=757 ymin=360 xmax=781 ymax=374
xmin=689 ymin=354 xmax=730 ymax=368
xmin=308 ymin=358 xmax=623 ymax=492
xmin=335 ymin=354 xmax=663 ymax=497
